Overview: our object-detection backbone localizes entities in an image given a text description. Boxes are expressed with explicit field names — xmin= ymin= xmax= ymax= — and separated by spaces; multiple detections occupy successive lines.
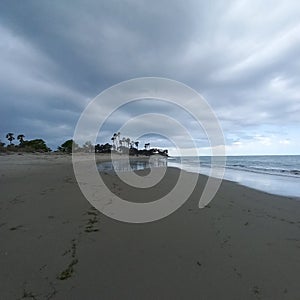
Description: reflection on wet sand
xmin=98 ymin=157 xmax=167 ymax=172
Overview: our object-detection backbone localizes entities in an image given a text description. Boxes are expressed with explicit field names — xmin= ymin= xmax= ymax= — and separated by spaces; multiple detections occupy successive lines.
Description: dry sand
xmin=0 ymin=153 xmax=300 ymax=299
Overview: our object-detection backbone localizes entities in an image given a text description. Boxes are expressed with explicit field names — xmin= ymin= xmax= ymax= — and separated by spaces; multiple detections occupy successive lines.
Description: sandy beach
xmin=1 ymin=153 xmax=300 ymax=299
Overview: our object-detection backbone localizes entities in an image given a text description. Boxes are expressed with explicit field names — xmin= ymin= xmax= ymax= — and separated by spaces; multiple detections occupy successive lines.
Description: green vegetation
xmin=22 ymin=139 xmax=51 ymax=152
xmin=0 ymin=140 xmax=5 ymax=149
xmin=95 ymin=143 xmax=112 ymax=153
xmin=17 ymin=134 xmax=25 ymax=145
xmin=57 ymin=139 xmax=78 ymax=153
xmin=0 ymin=132 xmax=51 ymax=153
xmin=0 ymin=131 xmax=168 ymax=156
xmin=106 ymin=132 xmax=168 ymax=157
xmin=6 ymin=133 xmax=15 ymax=145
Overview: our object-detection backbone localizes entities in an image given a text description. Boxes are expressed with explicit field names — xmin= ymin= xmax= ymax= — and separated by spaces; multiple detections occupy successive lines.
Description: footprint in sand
xmin=84 ymin=207 xmax=100 ymax=233
xmin=9 ymin=225 xmax=23 ymax=231
xmin=252 ymin=285 xmax=262 ymax=298
xmin=9 ymin=196 xmax=24 ymax=204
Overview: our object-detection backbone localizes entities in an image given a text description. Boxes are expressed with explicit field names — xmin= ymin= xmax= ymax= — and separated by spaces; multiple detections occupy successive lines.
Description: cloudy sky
xmin=1 ymin=0 xmax=299 ymax=155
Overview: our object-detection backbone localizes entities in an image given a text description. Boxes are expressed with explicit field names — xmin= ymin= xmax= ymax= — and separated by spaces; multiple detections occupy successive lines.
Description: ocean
xmin=168 ymin=155 xmax=300 ymax=198
xmin=97 ymin=155 xmax=300 ymax=198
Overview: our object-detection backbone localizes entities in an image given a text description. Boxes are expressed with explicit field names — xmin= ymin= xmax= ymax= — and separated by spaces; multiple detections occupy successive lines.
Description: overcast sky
xmin=1 ymin=0 xmax=299 ymax=155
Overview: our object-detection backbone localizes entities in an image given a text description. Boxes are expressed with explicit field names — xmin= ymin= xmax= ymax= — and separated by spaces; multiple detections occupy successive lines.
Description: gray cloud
xmin=0 ymin=0 xmax=299 ymax=154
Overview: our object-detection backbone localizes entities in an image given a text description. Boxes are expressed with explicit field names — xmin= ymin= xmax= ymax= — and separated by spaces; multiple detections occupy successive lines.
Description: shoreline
xmin=93 ymin=154 xmax=300 ymax=200
xmin=1 ymin=153 xmax=300 ymax=299
xmin=169 ymin=155 xmax=300 ymax=199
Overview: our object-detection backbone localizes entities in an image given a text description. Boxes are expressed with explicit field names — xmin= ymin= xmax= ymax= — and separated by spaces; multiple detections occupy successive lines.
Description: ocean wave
xmin=214 ymin=164 xmax=300 ymax=178
xmin=167 ymin=156 xmax=300 ymax=179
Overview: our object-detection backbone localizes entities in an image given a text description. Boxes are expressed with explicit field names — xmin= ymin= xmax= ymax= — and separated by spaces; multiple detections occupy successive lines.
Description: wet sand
xmin=0 ymin=153 xmax=300 ymax=299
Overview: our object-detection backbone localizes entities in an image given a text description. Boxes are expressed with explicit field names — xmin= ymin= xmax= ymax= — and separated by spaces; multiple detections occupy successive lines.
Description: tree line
xmin=0 ymin=132 xmax=168 ymax=157
xmin=97 ymin=132 xmax=168 ymax=156
xmin=0 ymin=133 xmax=51 ymax=152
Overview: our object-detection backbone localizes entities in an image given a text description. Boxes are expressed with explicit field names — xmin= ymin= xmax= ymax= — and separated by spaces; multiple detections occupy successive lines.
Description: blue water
xmin=168 ymin=155 xmax=300 ymax=198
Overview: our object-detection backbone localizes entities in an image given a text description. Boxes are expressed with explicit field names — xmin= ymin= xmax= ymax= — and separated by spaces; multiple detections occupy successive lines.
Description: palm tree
xmin=6 ymin=133 xmax=15 ymax=145
xmin=134 ymin=141 xmax=139 ymax=150
xmin=126 ymin=137 xmax=131 ymax=148
xmin=117 ymin=132 xmax=121 ymax=148
xmin=17 ymin=134 xmax=25 ymax=145
xmin=113 ymin=133 xmax=118 ymax=149
xmin=144 ymin=143 xmax=150 ymax=150
xmin=111 ymin=137 xmax=115 ymax=150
